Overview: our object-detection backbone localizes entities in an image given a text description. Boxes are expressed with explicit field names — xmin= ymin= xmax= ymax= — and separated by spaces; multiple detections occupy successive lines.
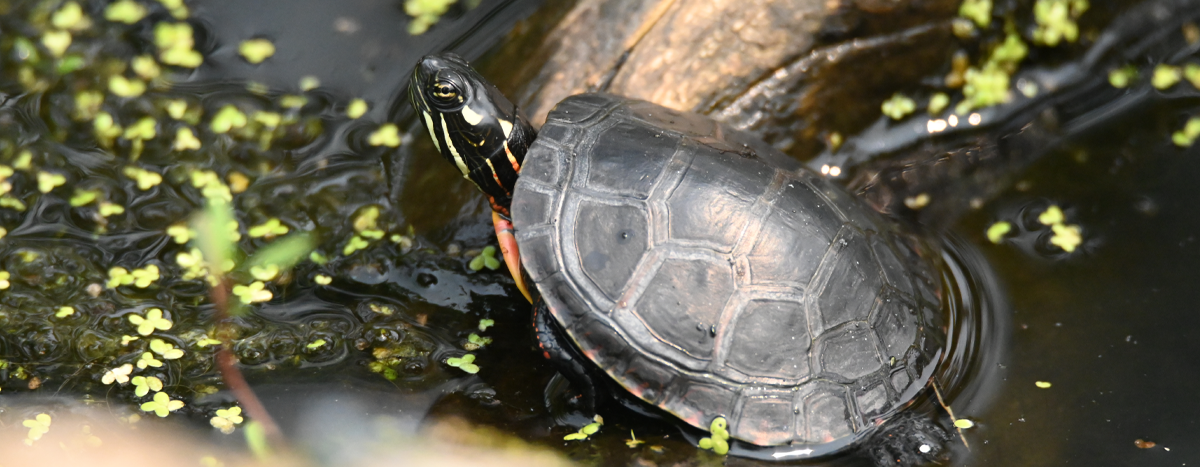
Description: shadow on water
xmin=0 ymin=0 xmax=1197 ymax=466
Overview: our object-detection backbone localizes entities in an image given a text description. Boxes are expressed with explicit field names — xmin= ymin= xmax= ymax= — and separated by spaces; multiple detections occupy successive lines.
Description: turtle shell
xmin=510 ymin=93 xmax=946 ymax=450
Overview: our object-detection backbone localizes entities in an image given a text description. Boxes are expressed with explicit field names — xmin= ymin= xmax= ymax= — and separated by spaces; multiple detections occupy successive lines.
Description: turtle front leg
xmin=534 ymin=298 xmax=601 ymax=412
xmin=493 ymin=211 xmax=532 ymax=303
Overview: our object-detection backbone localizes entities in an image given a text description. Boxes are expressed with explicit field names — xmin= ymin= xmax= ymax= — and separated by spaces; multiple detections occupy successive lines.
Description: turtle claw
xmin=493 ymin=211 xmax=532 ymax=303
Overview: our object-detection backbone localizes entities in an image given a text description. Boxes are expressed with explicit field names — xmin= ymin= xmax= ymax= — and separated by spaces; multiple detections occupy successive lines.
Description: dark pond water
xmin=0 ymin=0 xmax=1197 ymax=466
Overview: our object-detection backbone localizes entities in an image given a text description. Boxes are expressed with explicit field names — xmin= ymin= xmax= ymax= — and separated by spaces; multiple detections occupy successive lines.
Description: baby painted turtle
xmin=410 ymin=53 xmax=949 ymax=459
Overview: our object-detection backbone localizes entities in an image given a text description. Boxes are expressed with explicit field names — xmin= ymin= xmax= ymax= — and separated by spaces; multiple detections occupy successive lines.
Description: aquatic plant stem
xmin=931 ymin=379 xmax=969 ymax=450
xmin=211 ymin=279 xmax=287 ymax=450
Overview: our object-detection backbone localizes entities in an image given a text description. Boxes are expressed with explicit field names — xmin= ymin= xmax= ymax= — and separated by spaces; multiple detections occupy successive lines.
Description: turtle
xmin=408 ymin=53 xmax=948 ymax=458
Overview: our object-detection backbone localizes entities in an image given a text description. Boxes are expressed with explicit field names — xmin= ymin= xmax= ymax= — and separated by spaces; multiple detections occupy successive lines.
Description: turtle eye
xmin=431 ymin=81 xmax=459 ymax=102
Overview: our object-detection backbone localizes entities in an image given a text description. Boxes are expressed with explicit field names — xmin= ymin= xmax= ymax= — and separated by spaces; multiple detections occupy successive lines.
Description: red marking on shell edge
xmin=543 ymin=351 xmax=551 ymax=360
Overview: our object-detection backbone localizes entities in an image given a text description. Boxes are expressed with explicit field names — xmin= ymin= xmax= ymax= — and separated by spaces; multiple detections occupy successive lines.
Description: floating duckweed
xmin=343 ymin=235 xmax=370 ymax=255
xmin=368 ymin=123 xmax=402 ymax=147
xmin=625 ymin=431 xmax=646 ymax=448
xmin=299 ymin=75 xmax=321 ymax=91
xmin=195 ymin=337 xmax=222 ymax=347
xmin=928 ymin=93 xmax=950 ymax=115
xmin=0 ymin=271 xmax=9 ymax=290
xmin=1032 ymin=0 xmax=1089 ymax=46
xmin=446 ymin=353 xmax=479 ymax=374
xmin=469 ymin=246 xmax=501 ymax=271
xmin=52 ymin=2 xmax=87 ymax=30
xmin=239 ymin=38 xmax=276 ymax=64
xmin=13 ymin=151 xmax=32 ymax=170
xmin=210 ymin=407 xmax=244 ymax=434
xmin=1035 ymin=381 xmax=1053 ymax=388
xmin=101 ymin=364 xmax=133 ymax=385
xmin=42 ymin=30 xmax=72 ymax=58
xmin=72 ymin=90 xmax=104 ymax=120
xmin=465 ymin=333 xmax=492 ymax=350
xmin=306 ymin=339 xmax=327 ymax=350
xmin=249 ymin=218 xmax=289 ymax=238
xmin=159 ymin=0 xmax=190 ymax=19
xmin=954 ymin=419 xmax=975 ymax=429
xmin=881 ymin=93 xmax=916 ymax=120
xmin=70 ymin=189 xmax=100 ymax=206
xmin=109 ymin=75 xmax=146 ymax=97
xmin=564 ymin=415 xmax=604 ymax=441
xmin=129 ymin=308 xmax=173 ymax=335
xmin=1050 ymin=223 xmax=1082 ymax=252
xmin=108 ymin=267 xmax=134 ymax=287
xmin=990 ymin=33 xmax=1029 ymax=71
xmin=136 ymin=351 xmax=163 ymax=369
xmin=232 ymin=281 xmax=273 ymax=304
xmin=155 ymin=22 xmax=203 ymax=67
xmin=353 ymin=205 xmax=380 ymax=231
xmin=105 ymin=0 xmax=148 ymax=24
xmin=314 ymin=274 xmax=332 ymax=285
xmin=406 ymin=0 xmax=458 ymax=35
xmin=224 ymin=172 xmax=249 ymax=193
xmin=99 ymin=202 xmax=125 ymax=217
xmin=1038 ymin=205 xmax=1064 ymax=225
xmin=166 ymin=99 xmax=188 ymax=119
xmin=904 ymin=193 xmax=931 ymax=209
xmin=1184 ymin=63 xmax=1200 ymax=89
xmin=55 ymin=306 xmax=75 ymax=318
xmin=150 ymin=338 xmax=185 ymax=359
xmin=140 ymin=391 xmax=184 ymax=417
xmin=37 ymin=171 xmax=66 ymax=193
xmin=249 ymin=264 xmax=279 ymax=281
xmin=346 ymin=99 xmax=369 ymax=119
xmin=95 ymin=112 xmax=123 ymax=144
xmin=986 ymin=221 xmax=1012 ymax=243
xmin=698 ymin=416 xmax=730 ymax=455
xmin=167 ymin=224 xmax=194 ymax=243
xmin=478 ymin=319 xmax=494 ymax=331
xmin=309 ymin=251 xmax=328 ymax=265
xmin=130 ymin=264 xmax=160 ymax=287
xmin=1172 ymin=117 xmax=1200 ymax=147
xmin=131 ymin=375 xmax=163 ymax=397
xmin=131 ymin=55 xmax=162 ymax=79
xmin=123 ymin=116 xmax=157 ymax=140
xmin=123 ymin=166 xmax=163 ymax=190
xmin=190 ymin=170 xmax=233 ymax=203
xmin=22 ymin=414 xmax=52 ymax=445
xmin=958 ymin=64 xmax=1010 ymax=114
xmin=120 ymin=335 xmax=139 ymax=346
xmin=174 ymin=127 xmax=202 ymax=150
xmin=369 ymin=303 xmax=396 ymax=315
xmin=958 ymin=0 xmax=992 ymax=27
xmin=1152 ymin=65 xmax=1182 ymax=90
xmin=211 ymin=105 xmax=248 ymax=133
xmin=280 ymin=95 xmax=308 ymax=108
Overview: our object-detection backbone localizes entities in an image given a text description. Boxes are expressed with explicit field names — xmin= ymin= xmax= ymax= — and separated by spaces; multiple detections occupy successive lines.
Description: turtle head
xmin=410 ymin=53 xmax=536 ymax=215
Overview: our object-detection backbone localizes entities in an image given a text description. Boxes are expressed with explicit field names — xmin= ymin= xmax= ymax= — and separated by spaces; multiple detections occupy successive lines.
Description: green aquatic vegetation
xmin=121 ymin=335 xmax=139 ymax=346
xmin=128 ymin=308 xmax=173 ymax=335
xmin=314 ymin=274 xmax=332 ymax=285
xmin=881 ymin=94 xmax=915 ymax=120
xmin=136 ymin=351 xmax=163 ymax=369
xmin=1108 ymin=65 xmax=1137 ymax=88
xmin=99 ymin=201 xmax=125 ymax=217
xmin=233 ymin=281 xmax=273 ymax=304
xmin=347 ymin=99 xmax=369 ymax=119
xmin=94 ymin=112 xmax=123 ymax=145
xmin=1038 ymin=205 xmax=1064 ymax=225
xmin=249 ymin=218 xmax=289 ymax=238
xmin=159 ymin=0 xmax=190 ymax=19
xmin=928 ymin=93 xmax=950 ymax=115
xmin=986 ymin=221 xmax=1012 ymax=243
xmin=105 ymin=0 xmax=147 ymax=24
xmin=42 ymin=30 xmax=72 ymax=58
xmin=343 ymin=235 xmax=371 ymax=255
xmin=109 ymin=75 xmax=146 ymax=97
xmin=250 ymin=264 xmax=280 ymax=281
xmin=131 ymin=375 xmax=163 ymax=397
xmin=1032 ymin=0 xmax=1089 ymax=46
xmin=196 ymin=337 xmax=222 ymax=347
xmin=958 ymin=0 xmax=992 ymax=27
xmin=478 ymin=319 xmax=494 ymax=331
xmin=150 ymin=338 xmax=185 ymax=359
xmin=155 ymin=22 xmax=202 ymax=68
xmin=101 ymin=363 xmax=134 ymax=385
xmin=211 ymin=105 xmax=249 ymax=134
xmin=406 ymin=0 xmax=459 ymax=35
xmin=1050 ymin=223 xmax=1082 ymax=252
xmin=954 ymin=419 xmax=975 ymax=429
xmin=0 ymin=271 xmax=9 ymax=290
xmin=564 ymin=415 xmax=604 ymax=441
xmin=70 ymin=188 xmax=100 ymax=206
xmin=37 ymin=171 xmax=66 ymax=193
xmin=55 ymin=306 xmax=75 ymax=318
xmin=1152 ymin=64 xmax=1182 ymax=90
xmin=697 ymin=416 xmax=730 ymax=455
xmin=141 ymin=391 xmax=185 ymax=417
xmin=469 ymin=246 xmax=501 ymax=271
xmin=1172 ymin=117 xmax=1200 ymax=147
xmin=132 ymin=55 xmax=162 ymax=79
xmin=446 ymin=353 xmax=479 ymax=374
xmin=210 ymin=407 xmax=244 ymax=434
xmin=52 ymin=2 xmax=87 ymax=30
xmin=368 ymin=123 xmax=401 ymax=147
xmin=122 ymin=166 xmax=163 ymax=190
xmin=23 ymin=413 xmax=52 ymax=444
xmin=239 ymin=38 xmax=276 ymax=64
